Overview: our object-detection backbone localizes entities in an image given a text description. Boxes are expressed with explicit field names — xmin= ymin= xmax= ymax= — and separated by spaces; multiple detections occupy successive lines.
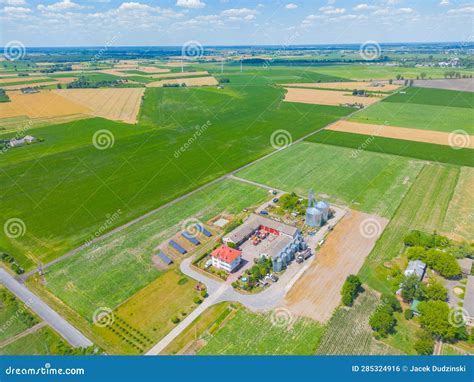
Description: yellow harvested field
xmin=53 ymin=88 xmax=145 ymax=124
xmin=283 ymin=87 xmax=382 ymax=106
xmin=0 ymin=91 xmax=90 ymax=119
xmin=146 ymin=76 xmax=218 ymax=87
xmin=136 ymin=66 xmax=170 ymax=74
xmin=285 ymin=210 xmax=388 ymax=323
xmin=326 ymin=120 xmax=474 ymax=148
xmin=0 ymin=76 xmax=52 ymax=84
xmin=284 ymin=81 xmax=400 ymax=92
xmin=149 ymin=71 xmax=209 ymax=79
xmin=163 ymin=61 xmax=189 ymax=67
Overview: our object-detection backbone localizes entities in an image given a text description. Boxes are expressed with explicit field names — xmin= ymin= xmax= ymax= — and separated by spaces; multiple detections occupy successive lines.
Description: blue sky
xmin=1 ymin=0 xmax=473 ymax=47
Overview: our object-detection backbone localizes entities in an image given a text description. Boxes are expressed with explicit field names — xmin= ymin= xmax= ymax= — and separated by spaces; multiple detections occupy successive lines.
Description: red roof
xmin=211 ymin=245 xmax=242 ymax=263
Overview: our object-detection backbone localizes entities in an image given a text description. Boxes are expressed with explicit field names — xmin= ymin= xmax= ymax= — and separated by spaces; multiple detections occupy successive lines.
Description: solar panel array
xmin=181 ymin=231 xmax=200 ymax=245
xmin=169 ymin=240 xmax=187 ymax=254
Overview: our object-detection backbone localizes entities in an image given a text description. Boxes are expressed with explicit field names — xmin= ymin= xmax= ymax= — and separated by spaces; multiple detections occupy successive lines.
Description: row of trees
xmin=406 ymin=247 xmax=461 ymax=279
xmin=368 ymin=294 xmax=402 ymax=338
xmin=400 ymin=274 xmax=447 ymax=303
xmin=341 ymin=275 xmax=362 ymax=306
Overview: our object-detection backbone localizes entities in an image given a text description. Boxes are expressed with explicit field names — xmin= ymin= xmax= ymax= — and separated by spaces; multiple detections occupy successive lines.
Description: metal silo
xmin=305 ymin=207 xmax=323 ymax=227
xmin=316 ymin=201 xmax=329 ymax=222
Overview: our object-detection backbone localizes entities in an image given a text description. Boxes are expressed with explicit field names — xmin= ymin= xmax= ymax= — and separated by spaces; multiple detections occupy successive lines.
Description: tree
xmin=404 ymin=309 xmax=414 ymax=320
xmin=341 ymin=275 xmax=361 ymax=306
xmin=417 ymin=300 xmax=466 ymax=341
xmin=369 ymin=304 xmax=396 ymax=337
xmin=420 ymin=72 xmax=427 ymax=80
xmin=381 ymin=293 xmax=402 ymax=313
xmin=401 ymin=274 xmax=420 ymax=302
xmin=414 ymin=330 xmax=434 ymax=355
xmin=416 ymin=280 xmax=448 ymax=301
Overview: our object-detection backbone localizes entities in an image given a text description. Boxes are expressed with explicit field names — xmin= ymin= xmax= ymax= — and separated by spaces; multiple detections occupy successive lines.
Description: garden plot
xmin=284 ymin=87 xmax=382 ymax=107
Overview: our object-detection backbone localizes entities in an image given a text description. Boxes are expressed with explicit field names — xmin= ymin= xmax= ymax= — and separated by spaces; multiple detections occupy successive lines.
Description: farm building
xmin=211 ymin=245 xmax=242 ymax=272
xmin=223 ymin=213 xmax=308 ymax=273
xmin=9 ymin=135 xmax=37 ymax=148
xmin=404 ymin=260 xmax=427 ymax=281
xmin=305 ymin=189 xmax=330 ymax=228
xmin=457 ymin=258 xmax=473 ymax=276
xmin=464 ymin=276 xmax=474 ymax=327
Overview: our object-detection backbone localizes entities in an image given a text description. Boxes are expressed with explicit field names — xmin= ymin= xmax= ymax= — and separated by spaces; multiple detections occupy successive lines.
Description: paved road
xmin=0 ymin=268 xmax=92 ymax=348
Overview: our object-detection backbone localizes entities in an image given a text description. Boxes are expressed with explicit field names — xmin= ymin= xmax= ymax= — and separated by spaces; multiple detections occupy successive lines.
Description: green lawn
xmin=198 ymin=307 xmax=324 ymax=355
xmin=0 ymin=326 xmax=72 ymax=355
xmin=383 ymin=87 xmax=474 ymax=109
xmin=237 ymin=141 xmax=423 ymax=218
xmin=44 ymin=179 xmax=268 ymax=320
xmin=316 ymin=290 xmax=399 ymax=355
xmin=0 ymin=84 xmax=350 ymax=269
xmin=359 ymin=164 xmax=459 ymax=293
xmin=350 ymin=102 xmax=474 ymax=134
xmin=0 ymin=288 xmax=39 ymax=342
xmin=307 ymin=130 xmax=474 ymax=167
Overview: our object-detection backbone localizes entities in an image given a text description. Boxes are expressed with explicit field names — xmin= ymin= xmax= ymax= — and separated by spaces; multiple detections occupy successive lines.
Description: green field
xmin=316 ymin=290 xmax=399 ymax=355
xmin=198 ymin=307 xmax=324 ymax=355
xmin=350 ymin=102 xmax=474 ymax=134
xmin=0 ymin=289 xmax=39 ymax=342
xmin=0 ymin=84 xmax=350 ymax=269
xmin=359 ymin=164 xmax=459 ymax=293
xmin=383 ymin=87 xmax=474 ymax=109
xmin=0 ymin=326 xmax=72 ymax=355
xmin=237 ymin=141 xmax=423 ymax=218
xmin=304 ymin=65 xmax=474 ymax=81
xmin=44 ymin=179 xmax=268 ymax=319
xmin=307 ymin=130 xmax=474 ymax=167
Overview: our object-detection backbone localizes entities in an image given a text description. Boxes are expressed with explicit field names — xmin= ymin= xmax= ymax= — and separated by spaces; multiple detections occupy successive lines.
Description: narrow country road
xmin=0 ymin=268 xmax=92 ymax=348
xmin=0 ymin=322 xmax=46 ymax=348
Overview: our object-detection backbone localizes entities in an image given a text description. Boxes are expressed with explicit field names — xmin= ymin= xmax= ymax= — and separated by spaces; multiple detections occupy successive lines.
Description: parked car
xmin=296 ymin=255 xmax=304 ymax=264
xmin=270 ymin=274 xmax=279 ymax=282
xmin=259 ymin=210 xmax=269 ymax=215
xmin=272 ymin=198 xmax=279 ymax=203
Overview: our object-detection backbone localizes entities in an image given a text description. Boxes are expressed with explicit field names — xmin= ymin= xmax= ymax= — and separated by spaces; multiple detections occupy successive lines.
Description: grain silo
xmin=316 ymin=200 xmax=330 ymax=222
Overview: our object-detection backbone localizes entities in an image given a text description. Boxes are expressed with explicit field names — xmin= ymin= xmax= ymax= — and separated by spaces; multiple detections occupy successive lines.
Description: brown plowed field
xmin=283 ymin=87 xmax=382 ymax=107
xmin=146 ymin=76 xmax=218 ymax=88
xmin=285 ymin=210 xmax=388 ymax=323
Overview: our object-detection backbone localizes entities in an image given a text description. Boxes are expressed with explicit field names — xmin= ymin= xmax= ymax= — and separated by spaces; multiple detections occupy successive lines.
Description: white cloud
xmin=118 ymin=2 xmax=150 ymax=11
xmin=221 ymin=8 xmax=257 ymax=17
xmin=439 ymin=0 xmax=450 ymax=5
xmin=37 ymin=0 xmax=85 ymax=12
xmin=0 ymin=0 xmax=26 ymax=5
xmin=319 ymin=6 xmax=345 ymax=15
xmin=448 ymin=6 xmax=474 ymax=14
xmin=176 ymin=0 xmax=205 ymax=9
xmin=285 ymin=3 xmax=297 ymax=10
xmin=2 ymin=5 xmax=30 ymax=13
xmin=353 ymin=4 xmax=376 ymax=11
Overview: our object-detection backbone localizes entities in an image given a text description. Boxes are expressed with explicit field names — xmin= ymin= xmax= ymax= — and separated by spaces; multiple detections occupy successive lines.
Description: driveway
xmin=0 ymin=268 xmax=92 ymax=348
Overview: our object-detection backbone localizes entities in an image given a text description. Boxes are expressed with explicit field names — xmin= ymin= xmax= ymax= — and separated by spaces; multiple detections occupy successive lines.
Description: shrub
xmin=401 ymin=274 xmax=420 ymax=302
xmin=193 ymin=296 xmax=202 ymax=304
xmin=414 ymin=330 xmax=434 ymax=355
xmin=404 ymin=309 xmax=414 ymax=320
xmin=171 ymin=316 xmax=180 ymax=324
xmin=369 ymin=304 xmax=396 ymax=337
xmin=341 ymin=275 xmax=361 ymax=306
